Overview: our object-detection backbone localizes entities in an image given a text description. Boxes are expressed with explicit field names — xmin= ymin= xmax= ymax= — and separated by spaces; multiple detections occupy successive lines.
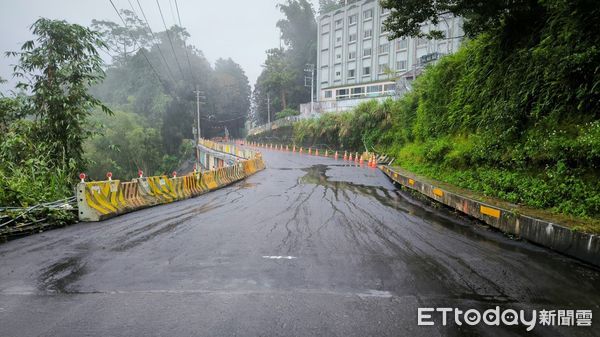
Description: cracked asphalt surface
xmin=0 ymin=149 xmax=599 ymax=337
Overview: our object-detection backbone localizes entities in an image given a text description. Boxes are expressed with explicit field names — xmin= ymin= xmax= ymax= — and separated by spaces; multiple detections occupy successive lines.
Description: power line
xmin=168 ymin=0 xmax=178 ymax=27
xmin=156 ymin=0 xmax=185 ymax=81
xmin=108 ymin=0 xmax=166 ymax=87
xmin=130 ymin=0 xmax=177 ymax=83
xmin=174 ymin=0 xmax=196 ymax=84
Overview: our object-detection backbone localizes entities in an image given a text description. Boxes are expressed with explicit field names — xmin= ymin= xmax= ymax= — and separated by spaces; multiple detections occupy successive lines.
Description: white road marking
xmin=262 ymin=256 xmax=297 ymax=260
xmin=357 ymin=290 xmax=393 ymax=298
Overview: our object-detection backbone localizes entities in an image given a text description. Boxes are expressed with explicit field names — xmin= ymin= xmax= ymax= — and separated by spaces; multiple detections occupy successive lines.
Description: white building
xmin=316 ymin=0 xmax=463 ymax=104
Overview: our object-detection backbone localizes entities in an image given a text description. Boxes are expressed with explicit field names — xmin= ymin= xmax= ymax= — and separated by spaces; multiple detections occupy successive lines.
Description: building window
xmin=335 ymin=19 xmax=343 ymax=28
xmin=396 ymin=39 xmax=408 ymax=50
xmin=348 ymin=51 xmax=356 ymax=60
xmin=364 ymin=29 xmax=372 ymax=39
xmin=396 ymin=60 xmax=407 ymax=71
xmin=363 ymin=48 xmax=372 ymax=57
xmin=348 ymin=69 xmax=356 ymax=78
xmin=324 ymin=90 xmax=332 ymax=98
xmin=417 ymin=38 xmax=428 ymax=47
xmin=336 ymin=88 xmax=349 ymax=98
xmin=363 ymin=66 xmax=371 ymax=76
xmin=321 ymin=24 xmax=330 ymax=33
xmin=378 ymin=43 xmax=389 ymax=54
xmin=367 ymin=85 xmax=382 ymax=93
xmin=384 ymin=83 xmax=396 ymax=92
xmin=351 ymin=87 xmax=364 ymax=96
xmin=381 ymin=7 xmax=390 ymax=15
xmin=336 ymin=36 xmax=342 ymax=44
xmin=336 ymin=53 xmax=342 ymax=61
xmin=380 ymin=24 xmax=388 ymax=34
xmin=349 ymin=14 xmax=358 ymax=25
xmin=349 ymin=33 xmax=357 ymax=43
xmin=335 ymin=71 xmax=341 ymax=78
xmin=363 ymin=9 xmax=373 ymax=20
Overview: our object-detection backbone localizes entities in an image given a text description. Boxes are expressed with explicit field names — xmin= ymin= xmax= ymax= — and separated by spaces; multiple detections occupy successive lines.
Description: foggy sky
xmin=0 ymin=0 xmax=318 ymax=94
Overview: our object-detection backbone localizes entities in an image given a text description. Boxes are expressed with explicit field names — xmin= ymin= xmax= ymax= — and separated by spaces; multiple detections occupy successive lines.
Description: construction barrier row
xmin=77 ymin=143 xmax=265 ymax=222
xmin=245 ymin=141 xmax=383 ymax=168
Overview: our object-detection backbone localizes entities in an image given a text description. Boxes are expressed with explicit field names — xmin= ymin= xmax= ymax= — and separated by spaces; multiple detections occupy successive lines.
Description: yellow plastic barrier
xmin=79 ymin=140 xmax=267 ymax=222
xmin=121 ymin=181 xmax=147 ymax=209
xmin=135 ymin=178 xmax=160 ymax=206
xmin=216 ymin=167 xmax=226 ymax=186
xmin=202 ymin=171 xmax=219 ymax=190
xmin=197 ymin=172 xmax=209 ymax=193
xmin=184 ymin=175 xmax=201 ymax=197
xmin=147 ymin=176 xmax=177 ymax=203
xmin=236 ymin=163 xmax=245 ymax=180
xmin=170 ymin=176 xmax=190 ymax=200
xmin=77 ymin=180 xmax=128 ymax=222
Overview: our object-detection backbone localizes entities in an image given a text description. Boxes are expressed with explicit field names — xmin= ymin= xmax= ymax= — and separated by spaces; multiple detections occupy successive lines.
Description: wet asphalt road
xmin=0 ymin=149 xmax=599 ymax=337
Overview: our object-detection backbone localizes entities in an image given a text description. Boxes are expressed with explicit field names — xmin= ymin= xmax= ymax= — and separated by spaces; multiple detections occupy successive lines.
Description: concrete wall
xmin=380 ymin=165 xmax=600 ymax=267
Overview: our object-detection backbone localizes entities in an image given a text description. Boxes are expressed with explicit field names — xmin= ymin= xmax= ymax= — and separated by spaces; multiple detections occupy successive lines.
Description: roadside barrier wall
xmin=77 ymin=140 xmax=265 ymax=222
xmin=379 ymin=165 xmax=600 ymax=267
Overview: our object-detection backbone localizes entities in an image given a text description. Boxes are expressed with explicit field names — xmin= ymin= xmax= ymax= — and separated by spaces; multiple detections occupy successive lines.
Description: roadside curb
xmin=379 ymin=165 xmax=600 ymax=267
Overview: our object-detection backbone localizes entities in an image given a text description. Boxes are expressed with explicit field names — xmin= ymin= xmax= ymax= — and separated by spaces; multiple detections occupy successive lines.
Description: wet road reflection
xmin=0 ymin=149 xmax=598 ymax=337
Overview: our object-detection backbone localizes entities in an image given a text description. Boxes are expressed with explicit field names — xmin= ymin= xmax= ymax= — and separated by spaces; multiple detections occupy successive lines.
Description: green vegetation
xmin=89 ymin=10 xmax=250 ymax=179
xmin=253 ymin=0 xmax=316 ymax=123
xmin=1 ymin=19 xmax=109 ymax=207
xmin=251 ymin=0 xmax=600 ymax=223
xmin=84 ymin=109 xmax=189 ymax=180
xmin=275 ymin=108 xmax=300 ymax=120
xmin=1 ymin=11 xmax=251 ymax=235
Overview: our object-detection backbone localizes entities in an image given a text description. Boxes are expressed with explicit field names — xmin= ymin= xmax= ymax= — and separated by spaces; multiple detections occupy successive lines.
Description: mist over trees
xmin=88 ymin=9 xmax=251 ymax=179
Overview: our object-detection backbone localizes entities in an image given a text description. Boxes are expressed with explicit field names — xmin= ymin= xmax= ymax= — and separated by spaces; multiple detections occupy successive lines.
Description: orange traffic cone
xmin=325 ymin=150 xmax=328 ymax=157
xmin=343 ymin=151 xmax=348 ymax=161
xmin=300 ymin=147 xmax=303 ymax=154
xmin=349 ymin=153 xmax=353 ymax=161
xmin=293 ymin=145 xmax=296 ymax=152
xmin=334 ymin=151 xmax=338 ymax=160
xmin=316 ymin=149 xmax=319 ymax=156
xmin=355 ymin=153 xmax=359 ymax=163
xmin=308 ymin=148 xmax=312 ymax=155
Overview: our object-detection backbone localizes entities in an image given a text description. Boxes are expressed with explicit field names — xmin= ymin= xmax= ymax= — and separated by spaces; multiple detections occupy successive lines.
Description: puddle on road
xmin=298 ymin=164 xmax=400 ymax=209
xmin=295 ymin=164 xmax=572 ymax=258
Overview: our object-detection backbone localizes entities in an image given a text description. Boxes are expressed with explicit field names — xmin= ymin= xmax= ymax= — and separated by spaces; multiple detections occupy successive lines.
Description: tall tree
xmin=91 ymin=9 xmax=151 ymax=64
xmin=211 ymin=58 xmax=251 ymax=138
xmin=318 ymin=0 xmax=343 ymax=14
xmin=380 ymin=0 xmax=546 ymax=40
xmin=7 ymin=18 xmax=111 ymax=174
xmin=253 ymin=0 xmax=318 ymax=124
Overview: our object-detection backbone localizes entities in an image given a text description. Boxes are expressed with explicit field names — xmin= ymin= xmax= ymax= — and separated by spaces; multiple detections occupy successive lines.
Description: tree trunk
xmin=281 ymin=90 xmax=287 ymax=110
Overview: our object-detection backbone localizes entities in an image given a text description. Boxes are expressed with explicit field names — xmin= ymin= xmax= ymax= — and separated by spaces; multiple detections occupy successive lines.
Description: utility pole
xmin=267 ymin=92 xmax=271 ymax=124
xmin=193 ymin=86 xmax=206 ymax=170
xmin=304 ymin=63 xmax=315 ymax=115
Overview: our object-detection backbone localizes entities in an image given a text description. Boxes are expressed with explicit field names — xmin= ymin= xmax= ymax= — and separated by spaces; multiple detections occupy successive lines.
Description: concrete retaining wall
xmin=380 ymin=165 xmax=600 ymax=267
